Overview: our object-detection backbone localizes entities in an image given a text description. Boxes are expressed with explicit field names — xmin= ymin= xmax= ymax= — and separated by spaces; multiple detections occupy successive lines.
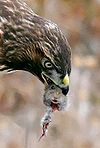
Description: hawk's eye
xmin=42 ymin=58 xmax=53 ymax=69
xmin=44 ymin=61 xmax=52 ymax=68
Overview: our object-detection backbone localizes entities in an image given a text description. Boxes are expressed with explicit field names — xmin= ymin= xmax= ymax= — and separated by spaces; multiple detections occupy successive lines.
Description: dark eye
xmin=42 ymin=58 xmax=53 ymax=69
xmin=50 ymin=85 xmax=55 ymax=90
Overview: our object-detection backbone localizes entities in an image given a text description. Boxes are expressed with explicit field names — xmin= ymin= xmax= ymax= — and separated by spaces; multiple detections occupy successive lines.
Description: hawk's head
xmin=30 ymin=17 xmax=71 ymax=96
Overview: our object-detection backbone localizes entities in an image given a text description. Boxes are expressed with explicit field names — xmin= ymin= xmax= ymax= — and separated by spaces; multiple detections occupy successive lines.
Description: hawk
xmin=0 ymin=0 xmax=71 ymax=138
xmin=0 ymin=0 xmax=71 ymax=95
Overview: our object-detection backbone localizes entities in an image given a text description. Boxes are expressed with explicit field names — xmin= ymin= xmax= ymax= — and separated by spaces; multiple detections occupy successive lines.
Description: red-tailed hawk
xmin=0 ymin=0 xmax=71 ymax=138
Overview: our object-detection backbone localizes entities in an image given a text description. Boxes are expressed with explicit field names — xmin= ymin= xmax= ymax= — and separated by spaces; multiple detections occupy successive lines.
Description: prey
xmin=39 ymin=84 xmax=68 ymax=140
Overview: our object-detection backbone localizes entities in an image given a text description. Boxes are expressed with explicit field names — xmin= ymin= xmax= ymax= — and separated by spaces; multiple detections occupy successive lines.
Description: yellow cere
xmin=63 ymin=74 xmax=69 ymax=86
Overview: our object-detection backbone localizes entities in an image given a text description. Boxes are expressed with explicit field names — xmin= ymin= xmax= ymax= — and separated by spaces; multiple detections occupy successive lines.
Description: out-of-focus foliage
xmin=0 ymin=0 xmax=100 ymax=148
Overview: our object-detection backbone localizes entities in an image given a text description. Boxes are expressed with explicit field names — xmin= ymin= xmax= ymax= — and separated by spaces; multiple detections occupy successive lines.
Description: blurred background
xmin=0 ymin=0 xmax=100 ymax=148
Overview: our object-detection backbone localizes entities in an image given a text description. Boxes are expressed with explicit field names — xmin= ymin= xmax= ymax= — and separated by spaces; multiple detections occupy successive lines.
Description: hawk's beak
xmin=42 ymin=72 xmax=69 ymax=87
xmin=61 ymin=74 xmax=70 ymax=95
xmin=62 ymin=74 xmax=69 ymax=86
